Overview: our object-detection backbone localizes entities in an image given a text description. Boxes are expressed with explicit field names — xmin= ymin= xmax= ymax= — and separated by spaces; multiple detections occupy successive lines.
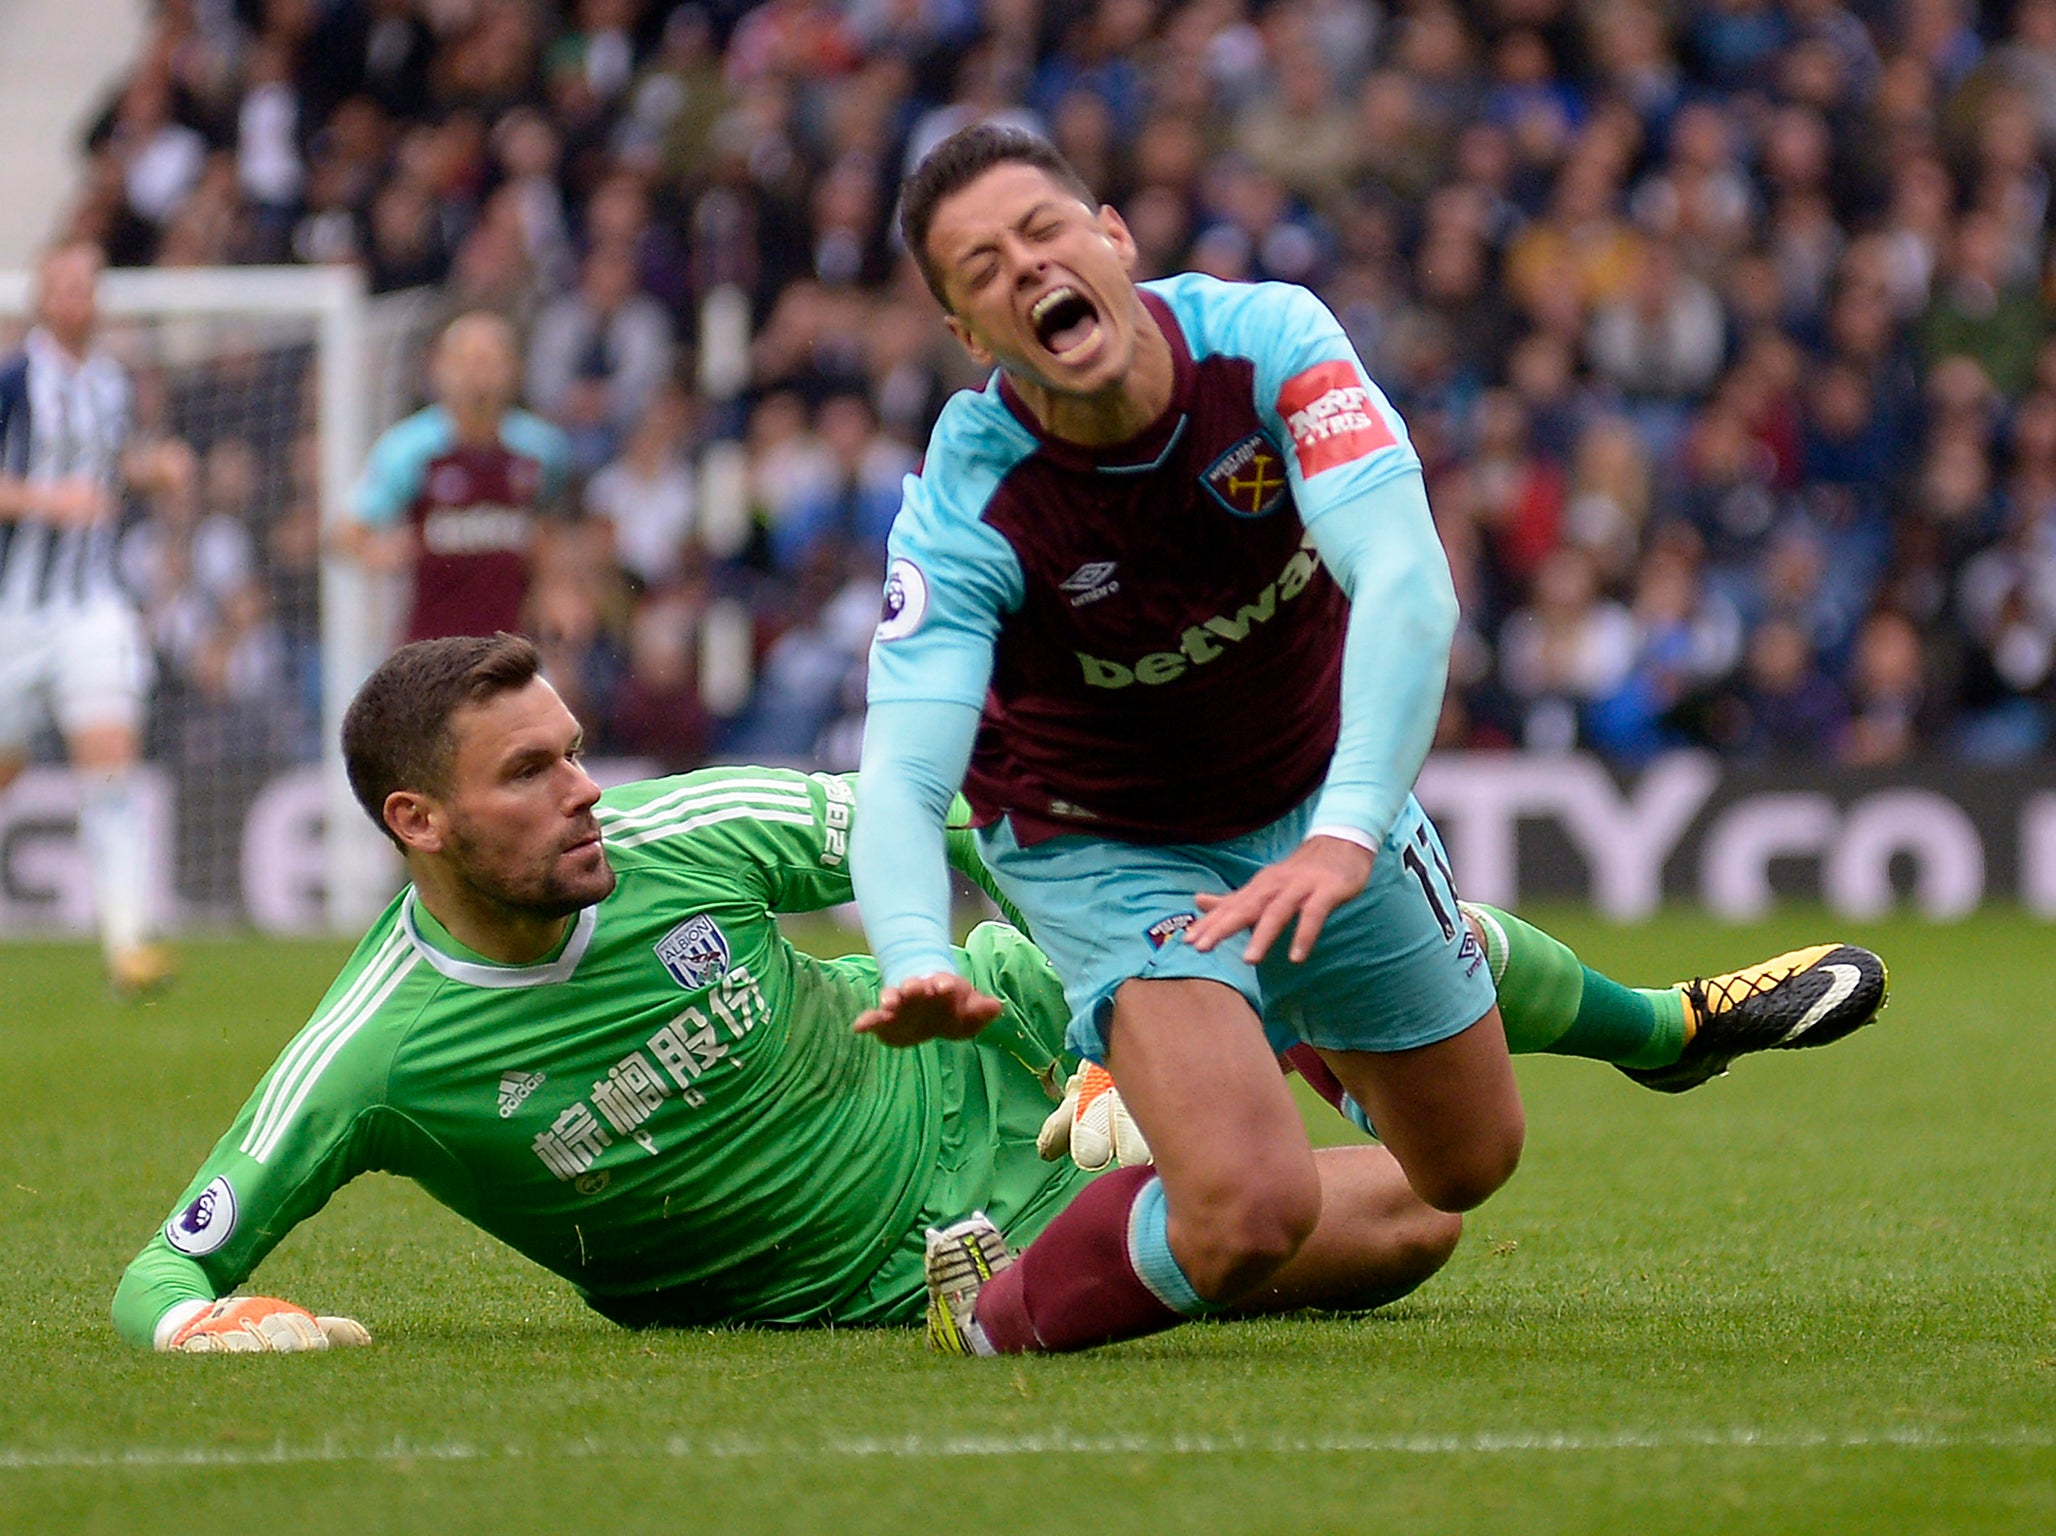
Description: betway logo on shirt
xmin=421 ymin=504 xmax=534 ymax=555
xmin=1277 ymin=360 xmax=1395 ymax=477
xmin=1075 ymin=535 xmax=1322 ymax=689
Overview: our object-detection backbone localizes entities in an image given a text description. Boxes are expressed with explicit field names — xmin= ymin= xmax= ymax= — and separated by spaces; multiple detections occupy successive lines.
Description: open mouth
xmin=1029 ymin=285 xmax=1102 ymax=360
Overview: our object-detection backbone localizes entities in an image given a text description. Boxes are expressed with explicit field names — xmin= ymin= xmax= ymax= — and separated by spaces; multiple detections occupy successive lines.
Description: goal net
xmin=0 ymin=266 xmax=433 ymax=937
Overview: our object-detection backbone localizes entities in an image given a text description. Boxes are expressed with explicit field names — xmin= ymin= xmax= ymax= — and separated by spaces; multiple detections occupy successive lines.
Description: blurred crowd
xmin=60 ymin=0 xmax=2056 ymax=774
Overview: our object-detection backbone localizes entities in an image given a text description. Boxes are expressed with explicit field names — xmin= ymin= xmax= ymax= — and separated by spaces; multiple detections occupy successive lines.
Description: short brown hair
xmin=342 ymin=633 xmax=542 ymax=845
xmin=899 ymin=124 xmax=1097 ymax=308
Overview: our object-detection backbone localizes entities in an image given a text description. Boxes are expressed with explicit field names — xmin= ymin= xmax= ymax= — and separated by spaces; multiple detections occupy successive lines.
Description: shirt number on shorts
xmin=1399 ymin=825 xmax=1460 ymax=943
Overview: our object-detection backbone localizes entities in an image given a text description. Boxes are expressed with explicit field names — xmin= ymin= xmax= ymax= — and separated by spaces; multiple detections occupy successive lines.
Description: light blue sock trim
xmin=1126 ymin=1175 xmax=1220 ymax=1317
xmin=1339 ymin=1092 xmax=1379 ymax=1140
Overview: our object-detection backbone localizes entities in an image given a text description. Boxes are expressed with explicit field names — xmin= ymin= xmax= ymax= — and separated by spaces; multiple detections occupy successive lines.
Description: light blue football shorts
xmin=976 ymin=793 xmax=1496 ymax=1063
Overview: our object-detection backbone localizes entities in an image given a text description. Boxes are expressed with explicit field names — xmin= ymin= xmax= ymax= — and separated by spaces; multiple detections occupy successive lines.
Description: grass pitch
xmin=2 ymin=908 xmax=2052 ymax=1534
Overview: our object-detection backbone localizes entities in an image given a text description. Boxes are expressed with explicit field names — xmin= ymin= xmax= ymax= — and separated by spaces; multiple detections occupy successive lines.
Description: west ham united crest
xmin=656 ymin=915 xmax=731 ymax=989
xmin=1201 ymin=433 xmax=1289 ymax=519
xmin=1146 ymin=912 xmax=1198 ymax=949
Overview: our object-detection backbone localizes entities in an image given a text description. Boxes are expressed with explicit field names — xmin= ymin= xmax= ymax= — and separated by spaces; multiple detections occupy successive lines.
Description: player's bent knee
xmin=1412 ymin=1207 xmax=1464 ymax=1277
xmin=1410 ymin=1126 xmax=1524 ymax=1213
xmin=1175 ymin=1170 xmax=1322 ymax=1303
xmin=1351 ymin=1206 xmax=1462 ymax=1308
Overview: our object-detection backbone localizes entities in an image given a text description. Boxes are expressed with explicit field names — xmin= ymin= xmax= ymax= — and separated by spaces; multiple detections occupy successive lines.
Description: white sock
xmin=77 ymin=769 xmax=151 ymax=958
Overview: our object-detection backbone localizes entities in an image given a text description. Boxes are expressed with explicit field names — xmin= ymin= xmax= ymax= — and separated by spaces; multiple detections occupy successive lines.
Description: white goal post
xmin=0 ymin=264 xmax=412 ymax=934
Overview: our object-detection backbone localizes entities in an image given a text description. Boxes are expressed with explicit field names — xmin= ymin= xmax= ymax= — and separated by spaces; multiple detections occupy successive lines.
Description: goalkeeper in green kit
xmin=114 ymin=633 xmax=1463 ymax=1352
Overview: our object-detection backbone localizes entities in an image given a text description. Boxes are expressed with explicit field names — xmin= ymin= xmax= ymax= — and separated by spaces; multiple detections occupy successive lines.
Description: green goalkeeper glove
xmin=158 ymin=1296 xmax=372 ymax=1353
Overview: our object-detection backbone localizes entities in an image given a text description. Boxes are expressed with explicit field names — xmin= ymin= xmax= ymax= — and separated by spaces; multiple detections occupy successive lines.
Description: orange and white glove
xmin=157 ymin=1296 xmax=373 ymax=1353
xmin=1036 ymin=1062 xmax=1153 ymax=1172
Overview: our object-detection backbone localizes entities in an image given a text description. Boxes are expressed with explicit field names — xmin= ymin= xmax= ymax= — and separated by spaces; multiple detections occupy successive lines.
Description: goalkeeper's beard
xmin=443 ymin=821 xmax=618 ymax=922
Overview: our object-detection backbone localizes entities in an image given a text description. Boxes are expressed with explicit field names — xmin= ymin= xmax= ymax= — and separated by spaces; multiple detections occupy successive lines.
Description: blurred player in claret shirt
xmin=341 ymin=311 xmax=571 ymax=641
xmin=850 ymin=125 xmax=1887 ymax=1356
xmin=0 ymin=242 xmax=191 ymax=993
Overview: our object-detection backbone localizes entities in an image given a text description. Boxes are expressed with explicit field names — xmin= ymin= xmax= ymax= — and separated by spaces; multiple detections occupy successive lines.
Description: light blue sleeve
xmin=852 ymin=394 xmax=1030 ymax=985
xmin=501 ymin=410 xmax=574 ymax=504
xmin=852 ymin=697 xmax=983 ymax=984
xmin=1301 ymin=474 xmax=1456 ymax=844
xmin=862 ymin=424 xmax=1029 ymax=706
xmin=1168 ymin=277 xmax=1453 ymax=846
xmin=349 ymin=409 xmax=450 ymax=527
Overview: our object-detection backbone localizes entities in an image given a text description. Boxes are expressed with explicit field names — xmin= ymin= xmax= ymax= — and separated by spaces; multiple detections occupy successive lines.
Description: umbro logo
xmin=1457 ymin=927 xmax=1483 ymax=978
xmin=1061 ymin=560 xmax=1121 ymax=607
xmin=498 ymin=1070 xmax=546 ymax=1118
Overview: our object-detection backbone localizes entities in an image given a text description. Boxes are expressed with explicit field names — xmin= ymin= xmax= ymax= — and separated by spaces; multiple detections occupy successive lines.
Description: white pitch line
xmin=2 ymin=1427 xmax=2051 ymax=1472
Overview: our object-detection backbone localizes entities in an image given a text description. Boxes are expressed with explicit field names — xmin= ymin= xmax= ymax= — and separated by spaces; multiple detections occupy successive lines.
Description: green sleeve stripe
xmin=598 ymin=778 xmax=816 ymax=849
xmin=241 ymin=927 xmax=418 ymax=1163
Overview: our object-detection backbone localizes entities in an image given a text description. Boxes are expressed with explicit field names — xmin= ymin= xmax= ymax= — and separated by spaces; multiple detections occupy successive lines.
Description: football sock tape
xmin=1468 ymin=903 xmax=1687 ymax=1070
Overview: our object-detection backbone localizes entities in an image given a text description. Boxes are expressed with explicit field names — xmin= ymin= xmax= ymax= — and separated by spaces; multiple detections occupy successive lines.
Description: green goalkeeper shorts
xmin=838 ymin=921 xmax=1096 ymax=1326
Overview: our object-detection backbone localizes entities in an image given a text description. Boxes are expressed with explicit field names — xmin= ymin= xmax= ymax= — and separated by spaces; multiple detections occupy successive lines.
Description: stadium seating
xmin=51 ymin=0 xmax=2056 ymax=774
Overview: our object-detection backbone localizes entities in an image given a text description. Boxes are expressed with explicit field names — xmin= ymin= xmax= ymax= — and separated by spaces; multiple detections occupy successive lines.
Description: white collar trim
xmin=399 ymin=889 xmax=598 ymax=988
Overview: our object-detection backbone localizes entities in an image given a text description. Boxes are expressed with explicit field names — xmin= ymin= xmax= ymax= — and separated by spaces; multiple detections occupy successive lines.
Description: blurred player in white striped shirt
xmin=0 ymin=243 xmax=189 ymax=991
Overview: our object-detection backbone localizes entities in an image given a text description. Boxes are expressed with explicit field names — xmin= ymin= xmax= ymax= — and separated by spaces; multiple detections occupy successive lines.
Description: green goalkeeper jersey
xmin=114 ymin=768 xmax=1086 ymax=1347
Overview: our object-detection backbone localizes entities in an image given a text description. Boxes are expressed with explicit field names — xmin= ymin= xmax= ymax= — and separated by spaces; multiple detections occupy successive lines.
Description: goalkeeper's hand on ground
xmin=1036 ymin=1062 xmax=1153 ymax=1171
xmin=158 ymin=1296 xmax=373 ymax=1353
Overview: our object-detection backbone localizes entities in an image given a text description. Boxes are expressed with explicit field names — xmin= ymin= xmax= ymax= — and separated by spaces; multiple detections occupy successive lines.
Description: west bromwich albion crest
xmin=656 ymin=915 xmax=731 ymax=989
xmin=1202 ymin=432 xmax=1289 ymax=518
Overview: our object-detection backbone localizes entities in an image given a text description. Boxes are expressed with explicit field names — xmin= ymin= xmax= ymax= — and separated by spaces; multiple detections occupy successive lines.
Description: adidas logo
xmin=1060 ymin=560 xmax=1121 ymax=607
xmin=497 ymin=1070 xmax=546 ymax=1118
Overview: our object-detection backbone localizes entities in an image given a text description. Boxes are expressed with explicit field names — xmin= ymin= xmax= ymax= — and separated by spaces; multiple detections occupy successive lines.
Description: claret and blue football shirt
xmin=858 ymin=274 xmax=1458 ymax=985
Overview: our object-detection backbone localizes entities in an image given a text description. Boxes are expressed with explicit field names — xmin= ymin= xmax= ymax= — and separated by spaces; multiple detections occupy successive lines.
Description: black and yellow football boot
xmin=1621 ymin=943 xmax=1889 ymax=1094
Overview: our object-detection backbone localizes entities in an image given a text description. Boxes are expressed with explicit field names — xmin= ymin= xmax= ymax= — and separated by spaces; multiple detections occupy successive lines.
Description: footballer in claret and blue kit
xmin=863 ymin=268 xmax=1491 ymax=1063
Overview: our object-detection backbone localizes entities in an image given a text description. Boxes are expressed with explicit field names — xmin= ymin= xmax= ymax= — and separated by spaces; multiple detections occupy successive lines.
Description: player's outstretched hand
xmin=163 ymin=1296 xmax=373 ymax=1353
xmin=1187 ymin=835 xmax=1375 ymax=964
xmin=853 ymin=973 xmax=1003 ymax=1047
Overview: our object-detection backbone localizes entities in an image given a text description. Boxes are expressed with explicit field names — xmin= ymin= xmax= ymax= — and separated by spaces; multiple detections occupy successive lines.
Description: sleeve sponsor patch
xmin=164 ymin=1176 xmax=238 ymax=1257
xmin=1276 ymin=360 xmax=1396 ymax=477
xmin=875 ymin=558 xmax=929 ymax=642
